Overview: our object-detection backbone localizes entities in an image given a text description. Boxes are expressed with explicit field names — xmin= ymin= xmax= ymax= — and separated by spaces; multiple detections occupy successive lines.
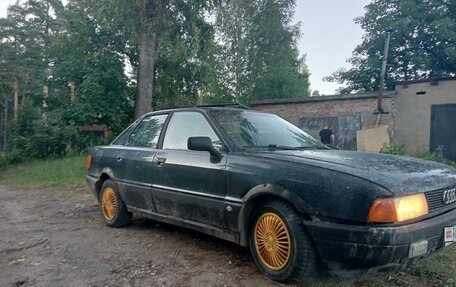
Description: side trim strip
xmin=116 ymin=179 xmax=243 ymax=204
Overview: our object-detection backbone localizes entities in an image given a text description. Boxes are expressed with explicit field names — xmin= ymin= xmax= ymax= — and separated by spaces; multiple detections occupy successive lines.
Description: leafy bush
xmin=5 ymin=104 xmax=113 ymax=162
xmin=0 ymin=149 xmax=26 ymax=167
xmin=416 ymin=148 xmax=456 ymax=168
xmin=380 ymin=143 xmax=456 ymax=167
xmin=380 ymin=143 xmax=456 ymax=168
xmin=379 ymin=143 xmax=406 ymax=155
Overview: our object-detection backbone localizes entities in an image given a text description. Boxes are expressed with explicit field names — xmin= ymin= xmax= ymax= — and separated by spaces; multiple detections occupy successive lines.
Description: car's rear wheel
xmin=99 ymin=180 xmax=132 ymax=227
xmin=249 ymin=200 xmax=320 ymax=283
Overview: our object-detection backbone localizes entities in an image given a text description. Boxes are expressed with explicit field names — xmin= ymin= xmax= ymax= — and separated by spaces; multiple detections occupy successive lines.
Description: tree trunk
xmin=3 ymin=97 xmax=7 ymax=150
xmin=134 ymin=24 xmax=157 ymax=120
xmin=21 ymin=91 xmax=25 ymax=107
xmin=0 ymin=111 xmax=3 ymax=151
xmin=13 ymin=77 xmax=19 ymax=120
xmin=69 ymin=82 xmax=76 ymax=102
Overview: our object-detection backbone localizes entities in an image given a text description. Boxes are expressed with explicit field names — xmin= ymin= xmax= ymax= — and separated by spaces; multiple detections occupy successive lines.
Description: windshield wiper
xmin=243 ymin=144 xmax=317 ymax=151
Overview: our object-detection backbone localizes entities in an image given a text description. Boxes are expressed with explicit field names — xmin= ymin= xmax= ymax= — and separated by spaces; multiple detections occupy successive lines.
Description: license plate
xmin=444 ymin=226 xmax=456 ymax=246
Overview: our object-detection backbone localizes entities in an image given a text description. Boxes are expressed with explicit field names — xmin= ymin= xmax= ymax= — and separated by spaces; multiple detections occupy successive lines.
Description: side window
xmin=112 ymin=122 xmax=138 ymax=146
xmin=127 ymin=114 xmax=167 ymax=148
xmin=163 ymin=112 xmax=220 ymax=150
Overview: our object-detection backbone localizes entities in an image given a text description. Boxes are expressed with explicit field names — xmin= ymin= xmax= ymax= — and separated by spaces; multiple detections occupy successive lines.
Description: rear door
xmin=116 ymin=114 xmax=168 ymax=210
xmin=151 ymin=111 xmax=228 ymax=228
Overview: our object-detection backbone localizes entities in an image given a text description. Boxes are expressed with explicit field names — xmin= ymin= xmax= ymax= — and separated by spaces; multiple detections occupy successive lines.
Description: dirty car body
xmin=86 ymin=107 xmax=456 ymax=282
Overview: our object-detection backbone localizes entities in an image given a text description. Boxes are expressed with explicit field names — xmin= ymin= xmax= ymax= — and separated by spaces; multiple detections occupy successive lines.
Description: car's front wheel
xmin=249 ymin=200 xmax=320 ymax=283
xmin=99 ymin=180 xmax=132 ymax=227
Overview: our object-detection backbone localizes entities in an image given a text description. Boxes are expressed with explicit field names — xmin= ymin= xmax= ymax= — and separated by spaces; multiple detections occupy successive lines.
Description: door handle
xmin=117 ymin=156 xmax=122 ymax=162
xmin=155 ymin=157 xmax=167 ymax=165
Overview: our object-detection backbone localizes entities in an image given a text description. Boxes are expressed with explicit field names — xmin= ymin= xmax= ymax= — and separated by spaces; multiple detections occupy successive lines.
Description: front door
xmin=430 ymin=104 xmax=456 ymax=161
xmin=151 ymin=111 xmax=228 ymax=229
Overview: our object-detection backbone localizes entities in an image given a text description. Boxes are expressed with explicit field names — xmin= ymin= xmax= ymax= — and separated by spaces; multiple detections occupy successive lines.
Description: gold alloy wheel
xmin=101 ymin=187 xmax=117 ymax=220
xmin=254 ymin=212 xmax=291 ymax=271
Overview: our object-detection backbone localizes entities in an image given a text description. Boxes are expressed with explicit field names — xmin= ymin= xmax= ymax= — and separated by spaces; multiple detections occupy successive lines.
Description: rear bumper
xmin=304 ymin=208 xmax=456 ymax=277
xmin=86 ymin=175 xmax=99 ymax=200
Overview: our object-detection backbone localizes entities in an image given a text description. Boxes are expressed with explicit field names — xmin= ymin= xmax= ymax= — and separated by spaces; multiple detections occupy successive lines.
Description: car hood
xmin=248 ymin=149 xmax=456 ymax=195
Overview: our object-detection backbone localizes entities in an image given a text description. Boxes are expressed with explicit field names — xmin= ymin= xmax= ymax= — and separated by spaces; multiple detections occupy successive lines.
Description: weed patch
xmin=0 ymin=155 xmax=87 ymax=189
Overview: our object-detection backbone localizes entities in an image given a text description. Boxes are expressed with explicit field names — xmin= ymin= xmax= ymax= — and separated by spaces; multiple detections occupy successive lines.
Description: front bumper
xmin=305 ymin=208 xmax=456 ymax=277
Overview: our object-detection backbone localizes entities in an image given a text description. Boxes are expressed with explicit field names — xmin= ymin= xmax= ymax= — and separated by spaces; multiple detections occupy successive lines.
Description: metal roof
xmin=250 ymin=91 xmax=396 ymax=106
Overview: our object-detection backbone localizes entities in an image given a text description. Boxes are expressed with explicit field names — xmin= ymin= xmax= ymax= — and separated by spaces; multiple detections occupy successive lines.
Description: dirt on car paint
xmin=0 ymin=185 xmax=454 ymax=287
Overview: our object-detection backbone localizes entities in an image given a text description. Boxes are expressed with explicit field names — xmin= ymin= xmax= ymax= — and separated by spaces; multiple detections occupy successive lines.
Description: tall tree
xmin=325 ymin=0 xmax=456 ymax=93
xmin=134 ymin=1 xmax=159 ymax=119
xmin=50 ymin=0 xmax=132 ymax=133
xmin=153 ymin=1 xmax=219 ymax=108
xmin=0 ymin=0 xmax=64 ymax=117
xmin=0 ymin=0 xmax=134 ymax=157
xmin=212 ymin=0 xmax=310 ymax=104
xmin=214 ymin=0 xmax=252 ymax=102
xmin=0 ymin=3 xmax=28 ymax=120
xmin=247 ymin=0 xmax=310 ymax=101
xmin=86 ymin=0 xmax=216 ymax=118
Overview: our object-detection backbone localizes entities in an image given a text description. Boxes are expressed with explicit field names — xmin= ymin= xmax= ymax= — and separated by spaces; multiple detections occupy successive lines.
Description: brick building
xmin=250 ymin=77 xmax=456 ymax=160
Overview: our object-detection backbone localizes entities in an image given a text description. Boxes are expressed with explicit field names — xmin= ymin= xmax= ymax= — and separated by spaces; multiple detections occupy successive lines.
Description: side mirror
xmin=188 ymin=136 xmax=222 ymax=158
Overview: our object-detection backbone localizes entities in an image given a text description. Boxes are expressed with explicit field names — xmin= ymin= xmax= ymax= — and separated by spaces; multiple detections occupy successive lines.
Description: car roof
xmin=142 ymin=105 xmax=254 ymax=117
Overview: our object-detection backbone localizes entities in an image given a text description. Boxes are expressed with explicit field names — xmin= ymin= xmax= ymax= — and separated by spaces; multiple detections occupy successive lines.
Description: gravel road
xmin=1 ymin=185 xmax=453 ymax=287
xmin=0 ymin=185 xmax=282 ymax=287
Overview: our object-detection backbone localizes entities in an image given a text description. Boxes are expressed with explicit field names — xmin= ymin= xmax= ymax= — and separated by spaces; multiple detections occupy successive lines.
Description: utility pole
xmin=377 ymin=29 xmax=392 ymax=114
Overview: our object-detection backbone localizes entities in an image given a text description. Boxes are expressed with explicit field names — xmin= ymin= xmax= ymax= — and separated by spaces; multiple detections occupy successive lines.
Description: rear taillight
xmin=87 ymin=154 xmax=92 ymax=169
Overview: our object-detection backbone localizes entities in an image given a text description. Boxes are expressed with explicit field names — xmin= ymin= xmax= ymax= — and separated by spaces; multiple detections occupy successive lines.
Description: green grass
xmin=306 ymin=245 xmax=456 ymax=287
xmin=410 ymin=244 xmax=456 ymax=280
xmin=0 ymin=155 xmax=87 ymax=189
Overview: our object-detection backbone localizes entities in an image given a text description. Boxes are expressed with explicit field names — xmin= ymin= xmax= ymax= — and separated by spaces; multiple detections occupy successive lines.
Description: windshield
xmin=209 ymin=110 xmax=326 ymax=151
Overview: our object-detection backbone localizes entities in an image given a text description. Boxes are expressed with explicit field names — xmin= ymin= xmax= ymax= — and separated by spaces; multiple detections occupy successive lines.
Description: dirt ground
xmin=0 ymin=185 xmax=454 ymax=287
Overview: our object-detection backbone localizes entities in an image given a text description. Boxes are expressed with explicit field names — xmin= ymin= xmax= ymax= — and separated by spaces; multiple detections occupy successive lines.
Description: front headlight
xmin=367 ymin=193 xmax=428 ymax=223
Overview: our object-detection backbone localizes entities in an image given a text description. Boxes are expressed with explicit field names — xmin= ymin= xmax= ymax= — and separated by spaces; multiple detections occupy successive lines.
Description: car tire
xmin=99 ymin=180 xmax=132 ymax=227
xmin=249 ymin=200 xmax=320 ymax=283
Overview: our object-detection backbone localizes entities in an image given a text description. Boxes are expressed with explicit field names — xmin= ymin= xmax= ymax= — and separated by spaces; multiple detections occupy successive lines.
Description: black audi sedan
xmin=86 ymin=107 xmax=456 ymax=283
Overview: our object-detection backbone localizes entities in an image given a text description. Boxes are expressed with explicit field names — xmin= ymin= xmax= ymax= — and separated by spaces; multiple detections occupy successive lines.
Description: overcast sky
xmin=0 ymin=0 xmax=371 ymax=95
xmin=294 ymin=1 xmax=371 ymax=95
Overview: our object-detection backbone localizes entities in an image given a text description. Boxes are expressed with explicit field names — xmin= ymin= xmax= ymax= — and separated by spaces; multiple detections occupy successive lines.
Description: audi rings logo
xmin=443 ymin=188 xmax=456 ymax=205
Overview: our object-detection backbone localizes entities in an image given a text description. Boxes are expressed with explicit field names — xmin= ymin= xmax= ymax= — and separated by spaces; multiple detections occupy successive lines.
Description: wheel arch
xmin=95 ymin=168 xmax=115 ymax=197
xmin=237 ymin=184 xmax=315 ymax=246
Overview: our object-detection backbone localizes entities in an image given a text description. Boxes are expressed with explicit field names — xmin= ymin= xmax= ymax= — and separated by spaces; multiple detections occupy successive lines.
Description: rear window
xmin=126 ymin=114 xmax=168 ymax=148
xmin=111 ymin=122 xmax=138 ymax=145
